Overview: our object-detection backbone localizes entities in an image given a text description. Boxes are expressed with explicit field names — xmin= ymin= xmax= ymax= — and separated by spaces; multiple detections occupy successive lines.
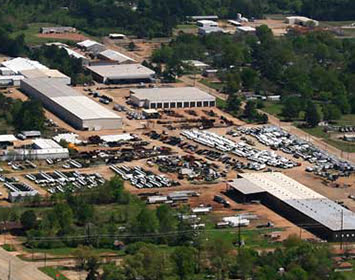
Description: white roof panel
xmin=2 ymin=57 xmax=48 ymax=74
xmin=21 ymin=78 xmax=121 ymax=122
xmin=131 ymin=87 xmax=216 ymax=103
xmin=0 ymin=135 xmax=17 ymax=142
xmin=87 ymin=64 xmax=155 ymax=79
xmin=99 ymin=49 xmax=135 ymax=63
xmin=52 ymin=96 xmax=120 ymax=120
xmin=33 ymin=138 xmax=62 ymax=149
xmin=101 ymin=134 xmax=134 ymax=142
xmin=77 ymin=40 xmax=103 ymax=48
xmin=239 ymin=172 xmax=355 ymax=231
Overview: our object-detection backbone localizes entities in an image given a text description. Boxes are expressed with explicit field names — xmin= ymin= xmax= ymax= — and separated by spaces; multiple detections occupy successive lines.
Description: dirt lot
xmin=36 ymin=32 xmax=89 ymax=41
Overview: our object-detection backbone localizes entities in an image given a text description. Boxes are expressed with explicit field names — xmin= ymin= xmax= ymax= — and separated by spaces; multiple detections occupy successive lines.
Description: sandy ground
xmin=36 ymin=32 xmax=89 ymax=41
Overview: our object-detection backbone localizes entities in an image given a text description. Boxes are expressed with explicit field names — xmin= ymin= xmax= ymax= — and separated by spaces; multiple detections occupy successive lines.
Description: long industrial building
xmin=130 ymin=87 xmax=216 ymax=109
xmin=20 ymin=78 xmax=122 ymax=130
xmin=228 ymin=172 xmax=355 ymax=241
xmin=86 ymin=64 xmax=155 ymax=84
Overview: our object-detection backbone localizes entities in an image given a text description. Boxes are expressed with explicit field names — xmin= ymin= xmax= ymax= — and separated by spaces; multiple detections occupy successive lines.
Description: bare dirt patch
xmin=36 ymin=33 xmax=89 ymax=42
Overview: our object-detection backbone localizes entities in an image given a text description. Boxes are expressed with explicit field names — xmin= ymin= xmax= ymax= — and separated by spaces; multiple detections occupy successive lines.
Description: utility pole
xmin=44 ymin=252 xmax=47 ymax=268
xmin=7 ymin=260 xmax=11 ymax=280
xmin=238 ymin=216 xmax=241 ymax=250
xmin=340 ymin=209 xmax=344 ymax=250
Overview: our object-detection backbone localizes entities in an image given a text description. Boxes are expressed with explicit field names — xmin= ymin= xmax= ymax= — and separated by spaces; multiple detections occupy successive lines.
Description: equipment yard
xmin=0 ymin=16 xmax=354 ymax=279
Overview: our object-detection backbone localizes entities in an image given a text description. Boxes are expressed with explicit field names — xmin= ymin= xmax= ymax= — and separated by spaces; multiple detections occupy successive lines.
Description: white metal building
xmin=229 ymin=172 xmax=355 ymax=241
xmin=198 ymin=26 xmax=225 ymax=35
xmin=130 ymin=87 xmax=216 ymax=109
xmin=20 ymin=69 xmax=71 ymax=84
xmin=0 ymin=75 xmax=24 ymax=87
xmin=1 ymin=57 xmax=70 ymax=84
xmin=77 ymin=40 xmax=106 ymax=53
xmin=2 ymin=57 xmax=48 ymax=74
xmin=40 ymin=26 xmax=76 ymax=34
xmin=98 ymin=49 xmax=135 ymax=64
xmin=236 ymin=26 xmax=256 ymax=34
xmin=196 ymin=20 xmax=218 ymax=28
xmin=87 ymin=64 xmax=155 ymax=84
xmin=286 ymin=16 xmax=319 ymax=27
xmin=20 ymin=78 xmax=122 ymax=130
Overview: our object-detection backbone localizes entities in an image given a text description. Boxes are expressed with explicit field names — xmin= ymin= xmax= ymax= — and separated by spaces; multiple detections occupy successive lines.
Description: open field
xmin=10 ymin=23 xmax=94 ymax=45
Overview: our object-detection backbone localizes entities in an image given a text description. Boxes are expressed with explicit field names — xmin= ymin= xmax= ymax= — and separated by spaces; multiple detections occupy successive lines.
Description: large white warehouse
xmin=130 ymin=87 xmax=216 ymax=109
xmin=86 ymin=64 xmax=155 ymax=84
xmin=20 ymin=78 xmax=122 ymax=130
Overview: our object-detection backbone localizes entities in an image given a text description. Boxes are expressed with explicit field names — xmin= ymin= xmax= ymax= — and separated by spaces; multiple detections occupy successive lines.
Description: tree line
xmin=0 ymin=0 xmax=354 ymax=40
xmin=152 ymin=27 xmax=355 ymax=127
xmin=30 ymin=45 xmax=92 ymax=85
xmin=0 ymin=94 xmax=46 ymax=132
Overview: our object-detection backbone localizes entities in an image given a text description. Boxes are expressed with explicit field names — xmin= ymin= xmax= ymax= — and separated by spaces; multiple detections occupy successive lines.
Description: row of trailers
xmin=25 ymin=170 xmax=105 ymax=194
xmin=110 ymin=165 xmax=179 ymax=189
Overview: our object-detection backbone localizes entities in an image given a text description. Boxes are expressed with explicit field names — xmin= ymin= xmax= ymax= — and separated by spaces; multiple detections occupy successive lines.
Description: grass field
xmin=39 ymin=267 xmax=69 ymax=280
xmin=0 ymin=118 xmax=13 ymax=134
xmin=335 ymin=114 xmax=355 ymax=126
xmin=10 ymin=23 xmax=96 ymax=46
xmin=200 ymin=79 xmax=225 ymax=91
xmin=262 ymin=101 xmax=283 ymax=116
xmin=216 ymin=97 xmax=227 ymax=110
xmin=300 ymin=126 xmax=355 ymax=153
xmin=2 ymin=244 xmax=16 ymax=252
xmin=175 ymin=24 xmax=197 ymax=30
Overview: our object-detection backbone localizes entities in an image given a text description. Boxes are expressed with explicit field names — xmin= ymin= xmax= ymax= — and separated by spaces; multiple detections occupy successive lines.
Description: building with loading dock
xmin=227 ymin=172 xmax=355 ymax=242
xmin=129 ymin=87 xmax=216 ymax=109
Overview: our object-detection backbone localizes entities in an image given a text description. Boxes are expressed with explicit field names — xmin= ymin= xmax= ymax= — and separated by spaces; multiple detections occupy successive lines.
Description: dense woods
xmin=153 ymin=28 xmax=355 ymax=126
xmin=0 ymin=0 xmax=354 ymax=38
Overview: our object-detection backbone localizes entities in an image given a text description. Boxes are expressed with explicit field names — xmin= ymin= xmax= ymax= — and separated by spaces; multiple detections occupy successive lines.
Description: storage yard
xmin=0 ymin=38 xmax=354 ymax=249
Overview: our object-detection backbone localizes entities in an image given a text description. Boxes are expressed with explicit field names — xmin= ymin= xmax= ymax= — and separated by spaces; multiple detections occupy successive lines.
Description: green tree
xmin=20 ymin=210 xmax=37 ymax=230
xmin=304 ymin=101 xmax=321 ymax=127
xmin=244 ymin=100 xmax=258 ymax=120
xmin=282 ymin=96 xmax=302 ymax=120
xmin=172 ymin=246 xmax=197 ymax=280
xmin=133 ymin=208 xmax=159 ymax=235
xmin=241 ymin=68 xmax=258 ymax=90
xmin=226 ymin=94 xmax=241 ymax=114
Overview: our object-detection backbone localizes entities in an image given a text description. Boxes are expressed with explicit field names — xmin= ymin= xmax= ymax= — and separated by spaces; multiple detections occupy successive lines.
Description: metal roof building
xmin=77 ymin=40 xmax=106 ymax=54
xmin=20 ymin=69 xmax=71 ymax=84
xmin=20 ymin=78 xmax=122 ymax=130
xmin=98 ymin=49 xmax=135 ymax=64
xmin=2 ymin=57 xmax=48 ymax=74
xmin=87 ymin=64 xmax=155 ymax=84
xmin=130 ymin=87 xmax=216 ymax=109
xmin=40 ymin=26 xmax=76 ymax=34
xmin=228 ymin=172 xmax=355 ymax=241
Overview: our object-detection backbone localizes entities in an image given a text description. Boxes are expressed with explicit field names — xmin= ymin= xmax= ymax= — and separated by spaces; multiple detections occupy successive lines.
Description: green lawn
xmin=2 ymin=244 xmax=16 ymax=252
xmin=262 ymin=101 xmax=283 ymax=116
xmin=39 ymin=267 xmax=69 ymax=280
xmin=335 ymin=114 xmax=355 ymax=126
xmin=199 ymin=79 xmax=225 ymax=91
xmin=300 ymin=126 xmax=355 ymax=153
xmin=10 ymin=23 xmax=97 ymax=46
xmin=216 ymin=97 xmax=227 ymax=110
xmin=25 ymin=246 xmax=123 ymax=257
xmin=175 ymin=24 xmax=197 ymax=30
xmin=0 ymin=118 xmax=13 ymax=134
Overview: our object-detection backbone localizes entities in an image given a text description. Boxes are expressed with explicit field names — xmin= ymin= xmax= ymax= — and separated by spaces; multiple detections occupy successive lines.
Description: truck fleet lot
xmin=0 ymin=38 xmax=354 ymax=244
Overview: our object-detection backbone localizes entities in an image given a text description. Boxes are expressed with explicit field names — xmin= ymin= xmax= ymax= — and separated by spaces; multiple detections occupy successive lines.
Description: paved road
xmin=0 ymin=248 xmax=51 ymax=280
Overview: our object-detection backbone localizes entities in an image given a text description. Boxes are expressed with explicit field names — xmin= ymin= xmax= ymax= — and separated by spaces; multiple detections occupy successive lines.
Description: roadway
xmin=0 ymin=248 xmax=51 ymax=280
